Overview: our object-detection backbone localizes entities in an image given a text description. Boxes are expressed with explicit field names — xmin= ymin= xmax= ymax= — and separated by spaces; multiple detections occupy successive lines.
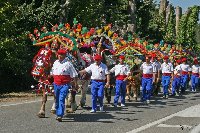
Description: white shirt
xmin=191 ymin=65 xmax=200 ymax=73
xmin=180 ymin=64 xmax=191 ymax=72
xmin=152 ymin=61 xmax=161 ymax=73
xmin=110 ymin=64 xmax=130 ymax=76
xmin=140 ymin=62 xmax=154 ymax=74
xmin=51 ymin=59 xmax=78 ymax=78
xmin=174 ymin=65 xmax=181 ymax=76
xmin=161 ymin=62 xmax=173 ymax=73
xmin=85 ymin=62 xmax=109 ymax=80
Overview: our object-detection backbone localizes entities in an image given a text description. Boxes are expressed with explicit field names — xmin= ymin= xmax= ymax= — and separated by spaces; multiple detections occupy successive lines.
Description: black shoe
xmin=106 ymin=98 xmax=111 ymax=104
xmin=79 ymin=102 xmax=85 ymax=107
xmin=170 ymin=94 xmax=175 ymax=96
xmin=56 ymin=117 xmax=62 ymax=122
xmin=140 ymin=99 xmax=144 ymax=102
xmin=112 ymin=103 xmax=117 ymax=107
xmin=162 ymin=95 xmax=166 ymax=99
xmin=153 ymin=93 xmax=158 ymax=96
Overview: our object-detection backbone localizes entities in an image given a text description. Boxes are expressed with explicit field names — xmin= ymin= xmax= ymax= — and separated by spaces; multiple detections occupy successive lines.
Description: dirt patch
xmin=0 ymin=91 xmax=40 ymax=103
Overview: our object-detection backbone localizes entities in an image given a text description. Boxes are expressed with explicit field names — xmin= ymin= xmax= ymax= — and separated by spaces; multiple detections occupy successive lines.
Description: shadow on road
xmin=62 ymin=113 xmax=115 ymax=123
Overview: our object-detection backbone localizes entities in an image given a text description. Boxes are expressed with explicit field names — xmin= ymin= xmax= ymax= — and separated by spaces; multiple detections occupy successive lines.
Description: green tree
xmin=176 ymin=8 xmax=191 ymax=46
xmin=67 ymin=0 xmax=104 ymax=27
xmin=176 ymin=6 xmax=200 ymax=47
xmin=136 ymin=0 xmax=159 ymax=40
xmin=67 ymin=0 xmax=129 ymax=27
xmin=0 ymin=0 xmax=61 ymax=93
xmin=185 ymin=6 xmax=200 ymax=46
xmin=0 ymin=0 xmax=199 ymax=93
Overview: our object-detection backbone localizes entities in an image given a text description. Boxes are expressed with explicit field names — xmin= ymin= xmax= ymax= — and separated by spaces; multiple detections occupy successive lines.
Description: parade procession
xmin=1 ymin=0 xmax=200 ymax=132
xmin=29 ymin=19 xmax=200 ymax=122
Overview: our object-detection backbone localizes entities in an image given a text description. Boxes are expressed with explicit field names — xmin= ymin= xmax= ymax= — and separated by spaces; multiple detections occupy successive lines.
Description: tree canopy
xmin=0 ymin=0 xmax=199 ymax=93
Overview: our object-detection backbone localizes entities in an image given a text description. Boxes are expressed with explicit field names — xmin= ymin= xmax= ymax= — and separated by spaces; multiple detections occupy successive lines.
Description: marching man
xmin=51 ymin=49 xmax=78 ymax=122
xmin=180 ymin=57 xmax=191 ymax=94
xmin=171 ymin=59 xmax=182 ymax=96
xmin=161 ymin=56 xmax=173 ymax=98
xmin=190 ymin=58 xmax=200 ymax=92
xmin=140 ymin=56 xmax=155 ymax=104
xmin=151 ymin=54 xmax=161 ymax=96
xmin=79 ymin=54 xmax=110 ymax=113
xmin=110 ymin=55 xmax=130 ymax=107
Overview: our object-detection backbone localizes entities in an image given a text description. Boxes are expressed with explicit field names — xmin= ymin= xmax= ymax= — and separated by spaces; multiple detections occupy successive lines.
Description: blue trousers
xmin=141 ymin=77 xmax=153 ymax=101
xmin=91 ymin=80 xmax=105 ymax=111
xmin=180 ymin=74 xmax=188 ymax=92
xmin=162 ymin=76 xmax=171 ymax=95
xmin=172 ymin=77 xmax=181 ymax=94
xmin=54 ymin=83 xmax=70 ymax=117
xmin=191 ymin=75 xmax=199 ymax=91
xmin=114 ymin=80 xmax=127 ymax=105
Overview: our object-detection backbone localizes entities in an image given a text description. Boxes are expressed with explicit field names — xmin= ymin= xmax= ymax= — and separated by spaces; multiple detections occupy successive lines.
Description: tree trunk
xmin=159 ymin=0 xmax=168 ymax=15
xmin=127 ymin=0 xmax=136 ymax=33
xmin=59 ymin=0 xmax=70 ymax=23
xmin=175 ymin=6 xmax=182 ymax=37
xmin=166 ymin=4 xmax=172 ymax=24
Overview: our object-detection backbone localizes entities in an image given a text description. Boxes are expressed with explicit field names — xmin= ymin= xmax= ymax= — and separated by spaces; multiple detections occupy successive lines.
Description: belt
xmin=163 ymin=73 xmax=171 ymax=76
xmin=182 ymin=71 xmax=188 ymax=75
xmin=143 ymin=74 xmax=153 ymax=78
xmin=192 ymin=73 xmax=199 ymax=76
xmin=174 ymin=75 xmax=180 ymax=78
xmin=92 ymin=79 xmax=105 ymax=82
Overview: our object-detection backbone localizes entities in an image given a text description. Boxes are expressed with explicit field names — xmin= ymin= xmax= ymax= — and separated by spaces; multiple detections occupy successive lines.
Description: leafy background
xmin=0 ymin=0 xmax=199 ymax=93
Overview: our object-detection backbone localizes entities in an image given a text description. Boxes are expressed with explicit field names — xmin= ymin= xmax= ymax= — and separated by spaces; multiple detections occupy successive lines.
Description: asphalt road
xmin=1 ymin=91 xmax=200 ymax=133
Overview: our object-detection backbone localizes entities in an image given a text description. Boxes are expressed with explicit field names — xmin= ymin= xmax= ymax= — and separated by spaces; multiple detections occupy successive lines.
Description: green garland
xmin=39 ymin=31 xmax=78 ymax=51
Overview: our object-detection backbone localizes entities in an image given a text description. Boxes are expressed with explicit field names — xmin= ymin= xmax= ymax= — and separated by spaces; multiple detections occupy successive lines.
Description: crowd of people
xmin=50 ymin=48 xmax=200 ymax=122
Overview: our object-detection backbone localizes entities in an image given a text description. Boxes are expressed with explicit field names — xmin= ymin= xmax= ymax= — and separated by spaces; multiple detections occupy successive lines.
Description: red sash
xmin=192 ymin=73 xmax=199 ymax=76
xmin=53 ymin=75 xmax=71 ymax=85
xmin=143 ymin=74 xmax=153 ymax=78
xmin=163 ymin=73 xmax=171 ymax=76
xmin=182 ymin=71 xmax=188 ymax=75
xmin=116 ymin=75 xmax=127 ymax=80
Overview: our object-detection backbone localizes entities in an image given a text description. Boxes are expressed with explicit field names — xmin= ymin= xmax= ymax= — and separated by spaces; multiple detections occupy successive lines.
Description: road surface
xmin=1 ymin=91 xmax=200 ymax=133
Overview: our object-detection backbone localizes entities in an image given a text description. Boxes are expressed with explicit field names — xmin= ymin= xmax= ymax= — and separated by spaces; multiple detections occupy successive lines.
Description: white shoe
xmin=50 ymin=109 xmax=56 ymax=114
xmin=147 ymin=100 xmax=150 ymax=104
xmin=90 ymin=109 xmax=96 ymax=113
xmin=121 ymin=104 xmax=125 ymax=107
xmin=99 ymin=106 xmax=104 ymax=112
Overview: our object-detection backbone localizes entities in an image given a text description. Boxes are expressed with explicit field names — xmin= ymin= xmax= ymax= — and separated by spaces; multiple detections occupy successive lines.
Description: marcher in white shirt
xmin=79 ymin=54 xmax=110 ymax=113
xmin=171 ymin=59 xmax=182 ymax=96
xmin=51 ymin=49 xmax=78 ymax=122
xmin=110 ymin=55 xmax=130 ymax=107
xmin=179 ymin=57 xmax=191 ymax=94
xmin=140 ymin=56 xmax=155 ymax=104
xmin=161 ymin=56 xmax=173 ymax=98
xmin=190 ymin=58 xmax=200 ymax=92
xmin=151 ymin=54 xmax=161 ymax=96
